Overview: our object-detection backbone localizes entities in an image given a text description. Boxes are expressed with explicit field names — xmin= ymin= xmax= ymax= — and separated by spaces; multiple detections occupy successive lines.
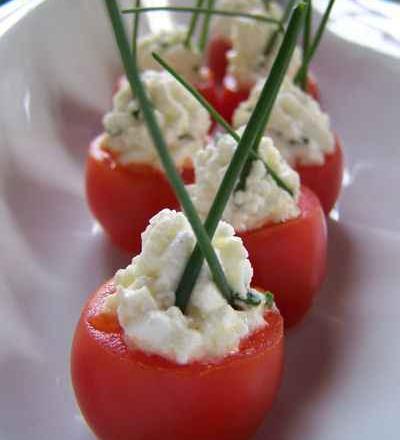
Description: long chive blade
xmin=307 ymin=0 xmax=335 ymax=60
xmin=152 ymin=52 xmax=293 ymax=197
xmin=122 ymin=6 xmax=283 ymax=30
xmin=303 ymin=0 xmax=312 ymax=63
xmin=131 ymin=0 xmax=140 ymax=55
xmin=264 ymin=0 xmax=297 ymax=56
xmin=175 ymin=3 xmax=306 ymax=311
xmin=198 ymin=0 xmax=215 ymax=52
xmin=237 ymin=2 xmax=305 ymax=190
xmin=184 ymin=0 xmax=204 ymax=48
xmin=103 ymin=0 xmax=234 ymax=305
xmin=295 ymin=0 xmax=336 ymax=87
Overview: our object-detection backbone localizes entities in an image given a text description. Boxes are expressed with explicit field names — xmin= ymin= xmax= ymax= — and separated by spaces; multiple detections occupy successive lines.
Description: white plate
xmin=0 ymin=1 xmax=400 ymax=439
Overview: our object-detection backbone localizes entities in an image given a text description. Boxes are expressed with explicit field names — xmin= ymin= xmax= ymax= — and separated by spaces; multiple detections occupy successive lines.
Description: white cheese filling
xmin=188 ymin=129 xmax=300 ymax=232
xmin=213 ymin=0 xmax=301 ymax=85
xmin=137 ymin=27 xmax=204 ymax=85
xmin=103 ymin=70 xmax=211 ymax=167
xmin=233 ymin=78 xmax=335 ymax=166
xmin=104 ymin=209 xmax=270 ymax=364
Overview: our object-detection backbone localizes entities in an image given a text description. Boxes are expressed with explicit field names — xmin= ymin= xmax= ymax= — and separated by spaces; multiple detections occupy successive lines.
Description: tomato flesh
xmin=239 ymin=186 xmax=327 ymax=327
xmin=295 ymin=138 xmax=344 ymax=215
xmin=86 ymin=137 xmax=194 ymax=254
xmin=71 ymin=280 xmax=284 ymax=440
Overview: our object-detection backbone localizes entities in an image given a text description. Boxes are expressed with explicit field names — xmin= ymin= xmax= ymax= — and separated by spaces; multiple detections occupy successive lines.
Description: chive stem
xmin=237 ymin=2 xmax=304 ymax=191
xmin=301 ymin=0 xmax=312 ymax=89
xmin=103 ymin=0 xmax=234 ymax=305
xmin=174 ymin=3 xmax=306 ymax=311
xmin=153 ymin=52 xmax=294 ymax=197
xmin=295 ymin=0 xmax=336 ymax=88
xmin=122 ymin=6 xmax=284 ymax=30
xmin=198 ymin=0 xmax=215 ymax=52
xmin=131 ymin=0 xmax=140 ymax=55
xmin=264 ymin=0 xmax=296 ymax=56
xmin=184 ymin=0 xmax=204 ymax=48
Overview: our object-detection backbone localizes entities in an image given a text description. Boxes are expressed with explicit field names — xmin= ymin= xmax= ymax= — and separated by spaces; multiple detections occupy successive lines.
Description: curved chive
xmin=237 ymin=2 xmax=304 ymax=191
xmin=103 ymin=0 xmax=234 ymax=304
xmin=184 ymin=0 xmax=205 ymax=48
xmin=152 ymin=52 xmax=294 ymax=197
xmin=174 ymin=3 xmax=306 ymax=311
xmin=295 ymin=0 xmax=336 ymax=88
xmin=198 ymin=0 xmax=215 ymax=52
xmin=122 ymin=6 xmax=284 ymax=31
xmin=264 ymin=0 xmax=296 ymax=56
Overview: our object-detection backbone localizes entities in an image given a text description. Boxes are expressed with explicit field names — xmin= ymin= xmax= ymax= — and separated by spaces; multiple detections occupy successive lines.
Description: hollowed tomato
xmin=86 ymin=136 xmax=194 ymax=254
xmin=71 ymin=280 xmax=284 ymax=440
xmin=239 ymin=186 xmax=327 ymax=327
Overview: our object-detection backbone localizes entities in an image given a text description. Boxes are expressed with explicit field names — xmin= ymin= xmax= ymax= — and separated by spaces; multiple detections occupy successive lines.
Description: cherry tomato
xmin=206 ymin=36 xmax=232 ymax=84
xmin=220 ymin=75 xmax=321 ymax=124
xmin=239 ymin=186 xmax=327 ymax=327
xmin=71 ymin=280 xmax=284 ymax=440
xmin=295 ymin=137 xmax=344 ymax=215
xmin=86 ymin=136 xmax=194 ymax=254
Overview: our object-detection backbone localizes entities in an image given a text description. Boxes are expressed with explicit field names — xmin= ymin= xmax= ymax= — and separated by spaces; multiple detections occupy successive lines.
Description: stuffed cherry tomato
xmin=239 ymin=186 xmax=326 ymax=326
xmin=188 ymin=132 xmax=327 ymax=326
xmin=233 ymin=78 xmax=343 ymax=214
xmin=86 ymin=136 xmax=193 ymax=254
xmin=87 ymin=70 xmax=211 ymax=253
xmin=72 ymin=210 xmax=284 ymax=440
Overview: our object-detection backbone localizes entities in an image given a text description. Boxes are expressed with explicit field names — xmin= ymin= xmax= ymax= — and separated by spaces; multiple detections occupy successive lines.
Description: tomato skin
xmin=295 ymin=138 xmax=344 ymax=215
xmin=86 ymin=137 xmax=194 ymax=254
xmin=206 ymin=36 xmax=232 ymax=84
xmin=238 ymin=186 xmax=327 ymax=327
xmin=71 ymin=280 xmax=284 ymax=440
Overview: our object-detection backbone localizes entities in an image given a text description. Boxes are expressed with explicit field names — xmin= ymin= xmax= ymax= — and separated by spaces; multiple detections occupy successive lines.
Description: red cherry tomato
xmin=206 ymin=36 xmax=232 ymax=84
xmin=295 ymin=137 xmax=344 ymax=215
xmin=239 ymin=186 xmax=327 ymax=327
xmin=86 ymin=137 xmax=194 ymax=254
xmin=220 ymin=75 xmax=321 ymax=124
xmin=71 ymin=280 xmax=284 ymax=440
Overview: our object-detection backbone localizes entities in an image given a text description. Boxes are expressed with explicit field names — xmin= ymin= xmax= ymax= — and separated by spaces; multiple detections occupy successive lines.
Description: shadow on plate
xmin=254 ymin=218 xmax=356 ymax=440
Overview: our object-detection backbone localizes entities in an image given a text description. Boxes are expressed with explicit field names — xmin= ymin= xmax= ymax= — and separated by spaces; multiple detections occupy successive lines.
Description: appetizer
xmin=233 ymin=78 xmax=343 ymax=214
xmin=189 ymin=129 xmax=327 ymax=326
xmin=72 ymin=3 xmax=308 ymax=439
xmin=71 ymin=210 xmax=284 ymax=440
xmin=86 ymin=70 xmax=211 ymax=253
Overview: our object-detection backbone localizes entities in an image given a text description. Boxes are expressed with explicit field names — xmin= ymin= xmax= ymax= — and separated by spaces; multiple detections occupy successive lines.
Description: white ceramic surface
xmin=0 ymin=1 xmax=399 ymax=439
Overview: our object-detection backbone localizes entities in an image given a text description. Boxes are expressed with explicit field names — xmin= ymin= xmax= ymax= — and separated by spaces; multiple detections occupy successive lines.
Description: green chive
xmin=237 ymin=1 xmax=304 ymax=191
xmin=131 ymin=0 xmax=140 ymax=55
xmin=122 ymin=6 xmax=284 ymax=31
xmin=174 ymin=3 xmax=306 ymax=312
xmin=295 ymin=0 xmax=336 ymax=88
xmin=152 ymin=52 xmax=294 ymax=197
xmin=198 ymin=0 xmax=215 ymax=52
xmin=264 ymin=0 xmax=297 ymax=56
xmin=103 ymin=0 xmax=234 ymax=304
xmin=184 ymin=0 xmax=205 ymax=48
